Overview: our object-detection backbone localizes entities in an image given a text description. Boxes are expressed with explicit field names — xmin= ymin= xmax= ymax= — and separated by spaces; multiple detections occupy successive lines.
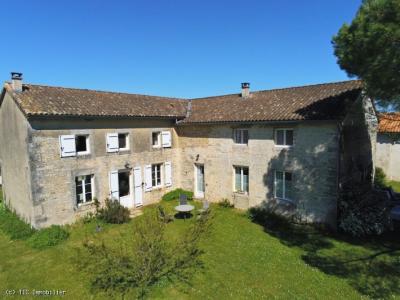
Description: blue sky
xmin=0 ymin=0 xmax=362 ymax=98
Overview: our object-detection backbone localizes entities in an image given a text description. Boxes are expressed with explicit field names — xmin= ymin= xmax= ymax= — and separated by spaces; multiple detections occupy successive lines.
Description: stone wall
xmin=376 ymin=133 xmax=400 ymax=181
xmin=0 ymin=93 xmax=34 ymax=223
xmin=176 ymin=122 xmax=340 ymax=226
xmin=28 ymin=118 xmax=180 ymax=228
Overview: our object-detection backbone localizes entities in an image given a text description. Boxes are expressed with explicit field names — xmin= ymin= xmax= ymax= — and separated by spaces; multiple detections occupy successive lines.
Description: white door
xmin=195 ymin=164 xmax=205 ymax=198
xmin=134 ymin=166 xmax=143 ymax=207
xmin=118 ymin=170 xmax=133 ymax=208
xmin=109 ymin=170 xmax=120 ymax=200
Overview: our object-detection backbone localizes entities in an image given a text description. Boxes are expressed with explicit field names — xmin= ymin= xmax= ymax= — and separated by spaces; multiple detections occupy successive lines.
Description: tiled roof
xmin=4 ymin=83 xmax=188 ymax=118
xmin=379 ymin=113 xmax=400 ymax=133
xmin=2 ymin=80 xmax=363 ymax=122
xmin=182 ymin=80 xmax=363 ymax=123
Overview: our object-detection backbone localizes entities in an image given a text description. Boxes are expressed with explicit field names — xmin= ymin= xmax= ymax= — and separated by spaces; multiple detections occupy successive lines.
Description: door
xmin=134 ymin=166 xmax=143 ymax=207
xmin=195 ymin=164 xmax=205 ymax=198
xmin=118 ymin=170 xmax=133 ymax=208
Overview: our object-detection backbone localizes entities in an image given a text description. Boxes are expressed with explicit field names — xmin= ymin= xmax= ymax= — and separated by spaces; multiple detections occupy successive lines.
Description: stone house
xmin=0 ymin=73 xmax=377 ymax=228
xmin=376 ymin=113 xmax=400 ymax=181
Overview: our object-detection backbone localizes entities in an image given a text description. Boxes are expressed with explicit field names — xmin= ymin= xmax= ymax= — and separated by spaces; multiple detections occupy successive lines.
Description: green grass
xmin=0 ymin=198 xmax=400 ymax=299
xmin=387 ymin=180 xmax=400 ymax=193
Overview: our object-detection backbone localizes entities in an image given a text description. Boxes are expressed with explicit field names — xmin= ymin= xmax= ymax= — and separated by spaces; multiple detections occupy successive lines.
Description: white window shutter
xmin=164 ymin=161 xmax=172 ymax=187
xmin=59 ymin=135 xmax=76 ymax=157
xmin=161 ymin=131 xmax=172 ymax=148
xmin=106 ymin=133 xmax=119 ymax=153
xmin=144 ymin=165 xmax=152 ymax=192
xmin=109 ymin=170 xmax=119 ymax=200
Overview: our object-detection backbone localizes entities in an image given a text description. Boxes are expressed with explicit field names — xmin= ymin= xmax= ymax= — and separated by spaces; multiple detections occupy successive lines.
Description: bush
xmin=27 ymin=225 xmax=69 ymax=249
xmin=75 ymin=208 xmax=213 ymax=296
xmin=162 ymin=188 xmax=193 ymax=201
xmin=374 ymin=167 xmax=387 ymax=189
xmin=96 ymin=199 xmax=130 ymax=224
xmin=247 ymin=206 xmax=291 ymax=230
xmin=218 ymin=198 xmax=234 ymax=208
xmin=0 ymin=203 xmax=36 ymax=240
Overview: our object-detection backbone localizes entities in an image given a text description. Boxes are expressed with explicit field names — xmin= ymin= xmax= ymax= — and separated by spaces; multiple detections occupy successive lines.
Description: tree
xmin=332 ymin=0 xmax=400 ymax=109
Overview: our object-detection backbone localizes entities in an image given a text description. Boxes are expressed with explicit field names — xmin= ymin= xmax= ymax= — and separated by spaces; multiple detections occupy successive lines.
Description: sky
xmin=0 ymin=0 xmax=362 ymax=98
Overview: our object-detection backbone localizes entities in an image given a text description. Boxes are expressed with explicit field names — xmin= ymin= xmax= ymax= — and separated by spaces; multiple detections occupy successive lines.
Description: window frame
xmin=76 ymin=134 xmax=90 ymax=155
xmin=274 ymin=170 xmax=293 ymax=201
xmin=233 ymin=129 xmax=249 ymax=145
xmin=118 ymin=133 xmax=130 ymax=151
xmin=75 ymin=174 xmax=94 ymax=205
xmin=152 ymin=132 xmax=161 ymax=148
xmin=274 ymin=128 xmax=294 ymax=148
xmin=233 ymin=166 xmax=249 ymax=194
xmin=151 ymin=163 xmax=163 ymax=188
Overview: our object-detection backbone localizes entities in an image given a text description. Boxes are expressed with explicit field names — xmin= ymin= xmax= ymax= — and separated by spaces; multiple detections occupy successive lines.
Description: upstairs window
xmin=59 ymin=134 xmax=90 ymax=157
xmin=152 ymin=132 xmax=161 ymax=148
xmin=152 ymin=131 xmax=172 ymax=148
xmin=274 ymin=171 xmax=293 ymax=200
xmin=234 ymin=129 xmax=249 ymax=145
xmin=106 ymin=133 xmax=130 ymax=152
xmin=275 ymin=129 xmax=293 ymax=147
xmin=75 ymin=175 xmax=94 ymax=205
xmin=234 ymin=166 xmax=249 ymax=193
xmin=118 ymin=133 xmax=129 ymax=150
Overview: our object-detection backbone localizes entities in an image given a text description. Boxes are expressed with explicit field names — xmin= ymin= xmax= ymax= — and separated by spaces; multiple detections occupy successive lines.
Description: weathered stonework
xmin=376 ymin=133 xmax=400 ymax=181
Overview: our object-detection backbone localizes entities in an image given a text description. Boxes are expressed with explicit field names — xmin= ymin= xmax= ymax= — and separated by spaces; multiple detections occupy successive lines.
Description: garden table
xmin=174 ymin=204 xmax=195 ymax=220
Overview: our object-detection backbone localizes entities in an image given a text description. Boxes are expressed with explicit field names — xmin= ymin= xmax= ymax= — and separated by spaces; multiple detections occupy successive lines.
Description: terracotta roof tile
xmin=183 ymin=80 xmax=363 ymax=123
xmin=379 ymin=113 xmax=400 ymax=133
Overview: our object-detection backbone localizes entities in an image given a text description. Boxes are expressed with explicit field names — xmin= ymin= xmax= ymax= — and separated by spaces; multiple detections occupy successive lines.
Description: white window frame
xmin=152 ymin=132 xmax=161 ymax=148
xmin=233 ymin=129 xmax=249 ymax=145
xmin=76 ymin=135 xmax=90 ymax=155
xmin=75 ymin=174 xmax=94 ymax=205
xmin=274 ymin=128 xmax=294 ymax=147
xmin=151 ymin=163 xmax=163 ymax=188
xmin=233 ymin=166 xmax=249 ymax=194
xmin=274 ymin=171 xmax=293 ymax=201
xmin=118 ymin=133 xmax=130 ymax=151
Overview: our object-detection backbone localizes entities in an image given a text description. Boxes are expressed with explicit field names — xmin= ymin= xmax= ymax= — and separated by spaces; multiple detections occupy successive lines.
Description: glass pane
xmin=85 ymin=192 xmax=92 ymax=201
xmin=243 ymin=168 xmax=249 ymax=192
xmin=156 ymin=165 xmax=161 ymax=185
xmin=243 ymin=130 xmax=249 ymax=144
xmin=234 ymin=130 xmax=240 ymax=143
xmin=286 ymin=130 xmax=294 ymax=146
xmin=118 ymin=134 xmax=127 ymax=149
xmin=275 ymin=171 xmax=284 ymax=198
xmin=118 ymin=172 xmax=130 ymax=197
xmin=235 ymin=168 xmax=241 ymax=191
xmin=85 ymin=181 xmax=92 ymax=193
xmin=285 ymin=172 xmax=293 ymax=200
xmin=197 ymin=165 xmax=204 ymax=192
xmin=152 ymin=132 xmax=159 ymax=146
xmin=76 ymin=135 xmax=87 ymax=152
xmin=276 ymin=130 xmax=284 ymax=145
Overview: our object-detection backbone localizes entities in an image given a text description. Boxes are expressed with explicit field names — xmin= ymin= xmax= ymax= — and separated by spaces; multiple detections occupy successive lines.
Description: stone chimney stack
xmin=241 ymin=82 xmax=250 ymax=98
xmin=11 ymin=72 xmax=23 ymax=93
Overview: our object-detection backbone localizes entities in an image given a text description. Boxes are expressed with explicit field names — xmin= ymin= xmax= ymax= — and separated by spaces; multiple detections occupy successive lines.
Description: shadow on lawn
xmin=257 ymin=219 xmax=400 ymax=299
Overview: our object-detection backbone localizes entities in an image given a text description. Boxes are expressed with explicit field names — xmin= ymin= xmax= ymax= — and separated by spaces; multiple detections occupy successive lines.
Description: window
xmin=274 ymin=171 xmax=293 ymax=200
xmin=60 ymin=134 xmax=90 ymax=157
xmin=234 ymin=129 xmax=249 ymax=145
xmin=275 ymin=129 xmax=294 ymax=147
xmin=118 ymin=171 xmax=130 ymax=197
xmin=76 ymin=135 xmax=89 ymax=153
xmin=118 ymin=133 xmax=129 ymax=150
xmin=75 ymin=175 xmax=94 ymax=205
xmin=152 ymin=164 xmax=162 ymax=187
xmin=234 ymin=166 xmax=249 ymax=193
xmin=152 ymin=132 xmax=161 ymax=148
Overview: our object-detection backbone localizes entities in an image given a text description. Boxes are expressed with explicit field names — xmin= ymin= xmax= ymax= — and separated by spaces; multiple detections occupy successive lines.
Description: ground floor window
xmin=234 ymin=166 xmax=249 ymax=193
xmin=75 ymin=175 xmax=94 ymax=204
xmin=274 ymin=171 xmax=293 ymax=200
xmin=118 ymin=171 xmax=130 ymax=197
xmin=152 ymin=164 xmax=162 ymax=187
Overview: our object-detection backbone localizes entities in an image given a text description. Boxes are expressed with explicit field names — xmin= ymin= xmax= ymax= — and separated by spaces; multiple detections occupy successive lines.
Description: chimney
xmin=241 ymin=82 xmax=250 ymax=98
xmin=11 ymin=72 xmax=23 ymax=93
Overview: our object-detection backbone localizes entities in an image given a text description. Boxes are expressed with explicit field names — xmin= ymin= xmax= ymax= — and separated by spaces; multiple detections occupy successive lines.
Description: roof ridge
xmin=190 ymin=79 xmax=362 ymax=101
xmin=17 ymin=82 xmax=188 ymax=101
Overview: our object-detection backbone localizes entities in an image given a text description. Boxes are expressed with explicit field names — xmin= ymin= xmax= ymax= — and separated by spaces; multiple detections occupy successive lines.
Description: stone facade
xmin=376 ymin=133 xmax=400 ymax=181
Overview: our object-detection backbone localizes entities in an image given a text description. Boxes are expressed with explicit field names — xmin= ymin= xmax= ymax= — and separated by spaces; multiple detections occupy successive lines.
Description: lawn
xmin=387 ymin=180 xmax=400 ymax=193
xmin=1 ymin=192 xmax=400 ymax=299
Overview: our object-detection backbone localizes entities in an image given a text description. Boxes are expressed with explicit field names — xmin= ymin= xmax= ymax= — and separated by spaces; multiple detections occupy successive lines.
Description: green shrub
xmin=162 ymin=188 xmax=193 ymax=201
xmin=218 ymin=198 xmax=234 ymax=208
xmin=247 ymin=206 xmax=291 ymax=230
xmin=27 ymin=225 xmax=69 ymax=249
xmin=374 ymin=167 xmax=387 ymax=189
xmin=96 ymin=199 xmax=130 ymax=224
xmin=0 ymin=204 xmax=36 ymax=240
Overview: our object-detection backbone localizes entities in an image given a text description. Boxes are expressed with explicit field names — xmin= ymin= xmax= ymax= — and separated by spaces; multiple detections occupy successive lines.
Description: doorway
xmin=195 ymin=164 xmax=205 ymax=198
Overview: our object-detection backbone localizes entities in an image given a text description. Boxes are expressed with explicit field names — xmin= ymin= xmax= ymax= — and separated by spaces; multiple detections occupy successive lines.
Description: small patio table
xmin=174 ymin=204 xmax=195 ymax=220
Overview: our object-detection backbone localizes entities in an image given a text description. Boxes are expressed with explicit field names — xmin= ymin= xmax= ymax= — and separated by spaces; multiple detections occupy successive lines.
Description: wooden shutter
xmin=133 ymin=166 xmax=143 ymax=206
xmin=109 ymin=170 xmax=119 ymax=200
xmin=164 ymin=161 xmax=172 ymax=187
xmin=144 ymin=165 xmax=152 ymax=192
xmin=59 ymin=135 xmax=76 ymax=157
xmin=106 ymin=133 xmax=119 ymax=153
xmin=161 ymin=131 xmax=172 ymax=148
